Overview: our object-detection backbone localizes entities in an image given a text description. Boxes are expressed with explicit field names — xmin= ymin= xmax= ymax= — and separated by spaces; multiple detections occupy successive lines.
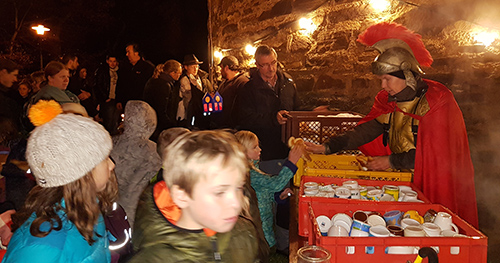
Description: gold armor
xmin=376 ymin=96 xmax=430 ymax=153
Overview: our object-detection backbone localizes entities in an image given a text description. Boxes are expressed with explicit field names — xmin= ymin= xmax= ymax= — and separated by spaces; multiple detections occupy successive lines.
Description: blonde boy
xmin=129 ymin=131 xmax=258 ymax=262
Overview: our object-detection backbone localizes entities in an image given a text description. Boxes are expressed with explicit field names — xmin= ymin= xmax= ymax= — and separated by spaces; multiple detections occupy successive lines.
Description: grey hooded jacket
xmin=111 ymin=100 xmax=162 ymax=227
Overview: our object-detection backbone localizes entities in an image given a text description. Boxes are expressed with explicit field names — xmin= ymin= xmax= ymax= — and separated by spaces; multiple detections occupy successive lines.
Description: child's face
xmin=92 ymin=157 xmax=115 ymax=192
xmin=246 ymin=139 xmax=261 ymax=161
xmin=179 ymin=160 xmax=244 ymax=233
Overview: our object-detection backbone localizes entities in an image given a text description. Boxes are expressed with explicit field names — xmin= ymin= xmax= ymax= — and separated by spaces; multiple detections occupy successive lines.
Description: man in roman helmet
xmin=306 ymin=22 xmax=478 ymax=227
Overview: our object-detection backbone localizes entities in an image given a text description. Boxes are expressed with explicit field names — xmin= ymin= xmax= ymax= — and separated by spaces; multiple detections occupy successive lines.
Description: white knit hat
xmin=26 ymin=114 xmax=112 ymax=187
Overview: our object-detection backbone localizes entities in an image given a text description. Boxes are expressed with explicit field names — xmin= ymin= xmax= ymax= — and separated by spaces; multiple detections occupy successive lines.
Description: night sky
xmin=0 ymin=0 xmax=209 ymax=74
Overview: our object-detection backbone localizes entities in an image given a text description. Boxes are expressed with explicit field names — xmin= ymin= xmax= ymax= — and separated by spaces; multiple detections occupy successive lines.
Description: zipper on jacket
xmin=211 ymin=236 xmax=222 ymax=262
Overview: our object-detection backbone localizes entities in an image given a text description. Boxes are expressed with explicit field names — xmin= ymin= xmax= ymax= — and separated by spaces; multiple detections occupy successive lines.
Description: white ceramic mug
xmin=369 ymin=225 xmax=390 ymax=237
xmin=401 ymin=218 xmax=421 ymax=229
xmin=335 ymin=187 xmax=351 ymax=199
xmin=328 ymin=225 xmax=349 ymax=237
xmin=367 ymin=214 xmax=386 ymax=227
xmin=316 ymin=215 xmax=332 ymax=236
xmin=404 ymin=225 xmax=426 ymax=237
xmin=342 ymin=180 xmax=359 ymax=189
xmin=434 ymin=212 xmax=459 ymax=233
xmin=422 ymin=222 xmax=442 ymax=237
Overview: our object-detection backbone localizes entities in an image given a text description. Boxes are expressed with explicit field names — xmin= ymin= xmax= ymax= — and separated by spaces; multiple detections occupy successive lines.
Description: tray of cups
xmin=298 ymin=176 xmax=431 ymax=237
xmin=306 ymin=201 xmax=486 ymax=263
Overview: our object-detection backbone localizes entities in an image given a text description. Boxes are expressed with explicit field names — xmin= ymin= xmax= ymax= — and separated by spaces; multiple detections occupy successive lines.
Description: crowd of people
xmin=0 ymin=22 xmax=478 ymax=262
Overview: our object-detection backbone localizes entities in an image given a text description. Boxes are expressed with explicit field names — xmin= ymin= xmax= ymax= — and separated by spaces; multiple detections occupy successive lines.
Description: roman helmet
xmin=357 ymin=22 xmax=433 ymax=91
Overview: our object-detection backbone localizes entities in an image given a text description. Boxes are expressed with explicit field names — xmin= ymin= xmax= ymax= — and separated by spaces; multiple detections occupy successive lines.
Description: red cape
xmin=358 ymin=80 xmax=478 ymax=227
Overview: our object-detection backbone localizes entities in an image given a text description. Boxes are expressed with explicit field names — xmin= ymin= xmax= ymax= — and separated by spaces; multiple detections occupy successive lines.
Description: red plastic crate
xmin=298 ymin=176 xmax=431 ymax=237
xmin=305 ymin=201 xmax=487 ymax=263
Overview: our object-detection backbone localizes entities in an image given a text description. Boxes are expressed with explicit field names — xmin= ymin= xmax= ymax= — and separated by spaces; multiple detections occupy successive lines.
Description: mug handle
xmin=450 ymin=223 xmax=459 ymax=233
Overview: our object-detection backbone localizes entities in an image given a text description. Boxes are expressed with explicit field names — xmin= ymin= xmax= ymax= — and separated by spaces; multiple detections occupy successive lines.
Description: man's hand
xmin=78 ymin=90 xmax=91 ymax=100
xmin=366 ymin=156 xmax=391 ymax=171
xmin=279 ymin=188 xmax=293 ymax=200
xmin=304 ymin=141 xmax=325 ymax=154
xmin=277 ymin=110 xmax=289 ymax=125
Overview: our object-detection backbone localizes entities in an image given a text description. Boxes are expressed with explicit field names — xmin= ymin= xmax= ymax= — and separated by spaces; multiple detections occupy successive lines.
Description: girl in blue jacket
xmin=235 ymin=130 xmax=302 ymax=250
xmin=2 ymin=100 xmax=118 ymax=263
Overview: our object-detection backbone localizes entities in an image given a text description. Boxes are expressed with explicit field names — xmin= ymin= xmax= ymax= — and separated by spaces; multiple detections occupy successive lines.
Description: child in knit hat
xmin=2 ymin=100 xmax=118 ymax=263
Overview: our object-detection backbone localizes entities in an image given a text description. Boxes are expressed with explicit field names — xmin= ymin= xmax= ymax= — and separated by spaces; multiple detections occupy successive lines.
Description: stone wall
xmin=211 ymin=0 xmax=500 ymax=260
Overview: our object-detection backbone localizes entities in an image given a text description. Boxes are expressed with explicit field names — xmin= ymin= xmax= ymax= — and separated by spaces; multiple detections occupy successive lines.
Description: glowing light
xmin=249 ymin=58 xmax=256 ymax=66
xmin=369 ymin=0 xmax=391 ymax=12
xmin=214 ymin=50 xmax=224 ymax=62
xmin=31 ymin=25 xmax=50 ymax=35
xmin=473 ymin=30 xmax=499 ymax=47
xmin=298 ymin=17 xmax=317 ymax=35
xmin=245 ymin=44 xmax=256 ymax=56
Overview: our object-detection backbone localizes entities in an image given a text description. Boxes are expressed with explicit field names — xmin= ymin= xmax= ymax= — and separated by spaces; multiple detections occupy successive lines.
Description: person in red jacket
xmin=306 ymin=22 xmax=478 ymax=227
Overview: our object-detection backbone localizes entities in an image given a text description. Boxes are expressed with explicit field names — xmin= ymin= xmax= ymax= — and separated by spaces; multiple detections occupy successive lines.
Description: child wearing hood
xmin=110 ymin=100 xmax=162 ymax=227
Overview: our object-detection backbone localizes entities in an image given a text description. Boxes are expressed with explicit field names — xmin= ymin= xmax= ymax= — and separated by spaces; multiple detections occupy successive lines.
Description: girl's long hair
xmin=234 ymin=130 xmax=268 ymax=175
xmin=12 ymin=170 xmax=118 ymax=245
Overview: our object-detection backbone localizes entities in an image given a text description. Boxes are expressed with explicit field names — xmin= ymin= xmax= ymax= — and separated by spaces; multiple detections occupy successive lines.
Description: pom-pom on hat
xmin=26 ymin=101 xmax=112 ymax=188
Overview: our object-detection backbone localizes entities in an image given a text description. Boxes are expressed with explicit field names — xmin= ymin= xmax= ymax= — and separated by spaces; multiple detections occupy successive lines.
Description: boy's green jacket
xmin=128 ymin=184 xmax=259 ymax=263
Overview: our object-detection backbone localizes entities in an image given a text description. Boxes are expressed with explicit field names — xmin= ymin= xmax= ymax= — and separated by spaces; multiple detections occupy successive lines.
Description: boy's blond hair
xmin=157 ymin=127 xmax=190 ymax=159
xmin=163 ymin=130 xmax=248 ymax=197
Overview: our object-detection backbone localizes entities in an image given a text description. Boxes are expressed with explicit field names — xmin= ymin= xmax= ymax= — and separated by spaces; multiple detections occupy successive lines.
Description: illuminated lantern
xmin=213 ymin=91 xmax=223 ymax=112
xmin=202 ymin=92 xmax=223 ymax=114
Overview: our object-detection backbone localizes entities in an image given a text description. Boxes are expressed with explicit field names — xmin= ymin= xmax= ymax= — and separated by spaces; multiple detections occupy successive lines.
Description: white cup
xmin=334 ymin=220 xmax=351 ymax=233
xmin=331 ymin=213 xmax=353 ymax=229
xmin=347 ymin=186 xmax=361 ymax=199
xmin=316 ymin=215 xmax=332 ymax=235
xmin=367 ymin=214 xmax=386 ymax=227
xmin=304 ymin=182 xmax=319 ymax=189
xmin=350 ymin=228 xmax=369 ymax=237
xmin=401 ymin=218 xmax=421 ymax=229
xmin=434 ymin=212 xmax=459 ymax=233
xmin=422 ymin=222 xmax=442 ymax=237
xmin=335 ymin=187 xmax=351 ymax=199
xmin=328 ymin=225 xmax=349 ymax=237
xmin=304 ymin=188 xmax=319 ymax=196
xmin=404 ymin=225 xmax=426 ymax=237
xmin=369 ymin=225 xmax=390 ymax=237
xmin=401 ymin=190 xmax=419 ymax=202
xmin=342 ymin=180 xmax=359 ymax=189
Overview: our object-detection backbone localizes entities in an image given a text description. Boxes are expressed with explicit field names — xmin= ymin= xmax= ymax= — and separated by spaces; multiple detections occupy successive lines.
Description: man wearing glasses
xmin=237 ymin=45 xmax=299 ymax=171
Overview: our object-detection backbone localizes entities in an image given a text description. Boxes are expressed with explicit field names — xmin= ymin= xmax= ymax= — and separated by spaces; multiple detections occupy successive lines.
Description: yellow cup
xmin=403 ymin=210 xmax=424 ymax=224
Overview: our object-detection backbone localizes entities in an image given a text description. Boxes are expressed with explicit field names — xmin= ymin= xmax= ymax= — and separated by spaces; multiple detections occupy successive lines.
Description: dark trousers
xmin=101 ymin=99 xmax=120 ymax=135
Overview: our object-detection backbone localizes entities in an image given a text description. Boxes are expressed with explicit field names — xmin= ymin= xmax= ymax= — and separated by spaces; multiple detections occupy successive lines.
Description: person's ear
xmin=0 ymin=69 xmax=7 ymax=77
xmin=171 ymin=185 xmax=191 ymax=209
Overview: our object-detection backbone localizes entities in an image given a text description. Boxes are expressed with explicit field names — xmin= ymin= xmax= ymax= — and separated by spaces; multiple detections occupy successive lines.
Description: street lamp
xmin=31 ymin=25 xmax=50 ymax=70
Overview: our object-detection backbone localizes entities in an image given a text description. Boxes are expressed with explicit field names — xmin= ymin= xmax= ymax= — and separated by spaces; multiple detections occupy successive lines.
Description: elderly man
xmin=306 ymin=22 xmax=478 ymax=227
xmin=237 ymin=45 xmax=299 ymax=163
xmin=212 ymin=56 xmax=249 ymax=128
xmin=143 ymin=59 xmax=183 ymax=140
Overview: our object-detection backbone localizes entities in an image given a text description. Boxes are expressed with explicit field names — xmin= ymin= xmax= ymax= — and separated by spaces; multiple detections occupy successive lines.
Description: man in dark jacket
xmin=143 ymin=60 xmax=183 ymax=141
xmin=116 ymin=43 xmax=154 ymax=111
xmin=0 ymin=59 xmax=20 ymax=138
xmin=212 ymin=56 xmax=249 ymax=129
xmin=237 ymin=45 xmax=300 ymax=162
xmin=94 ymin=55 xmax=120 ymax=134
